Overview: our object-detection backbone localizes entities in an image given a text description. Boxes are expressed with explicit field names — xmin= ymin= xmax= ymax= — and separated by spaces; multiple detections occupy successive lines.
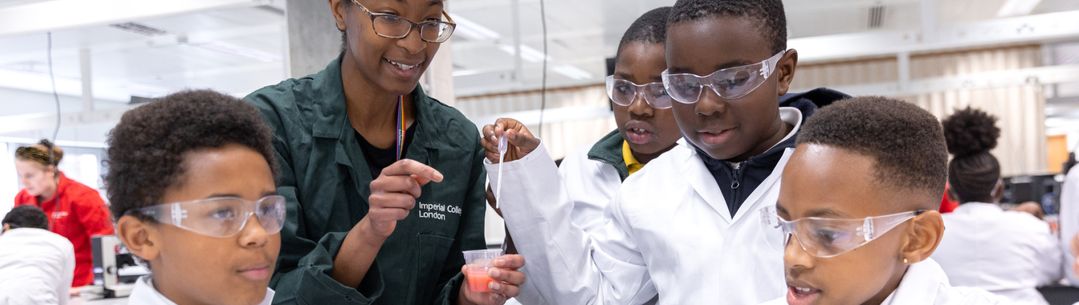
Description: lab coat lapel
xmin=685 ymin=149 xmax=734 ymax=223
xmin=334 ymin=88 xmax=434 ymax=203
xmin=730 ymin=148 xmax=794 ymax=224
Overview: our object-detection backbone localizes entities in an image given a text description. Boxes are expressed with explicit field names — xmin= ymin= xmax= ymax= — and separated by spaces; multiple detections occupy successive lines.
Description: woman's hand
xmin=362 ymin=159 xmax=444 ymax=238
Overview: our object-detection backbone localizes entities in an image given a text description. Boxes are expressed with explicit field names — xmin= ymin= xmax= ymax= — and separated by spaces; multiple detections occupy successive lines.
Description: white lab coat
xmin=519 ymin=138 xmax=674 ymax=305
xmin=0 ymin=227 xmax=75 ymax=305
xmin=558 ymin=144 xmax=626 ymax=236
xmin=558 ymin=138 xmax=683 ymax=238
xmin=758 ymin=259 xmax=1005 ymax=305
xmin=1060 ymin=166 xmax=1079 ymax=285
xmin=931 ymin=203 xmax=1062 ymax=305
xmin=500 ymin=142 xmax=630 ymax=305
xmin=127 ymin=275 xmax=275 ymax=305
xmin=488 ymin=108 xmax=801 ymax=305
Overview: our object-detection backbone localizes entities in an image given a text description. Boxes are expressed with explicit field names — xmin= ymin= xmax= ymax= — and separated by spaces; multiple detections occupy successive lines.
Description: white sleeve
xmin=487 ymin=142 xmax=655 ymax=305
xmin=1060 ymin=167 xmax=1079 ymax=285
xmin=59 ymin=237 xmax=75 ymax=305
xmin=1032 ymin=222 xmax=1065 ymax=286
xmin=558 ymin=151 xmax=620 ymax=237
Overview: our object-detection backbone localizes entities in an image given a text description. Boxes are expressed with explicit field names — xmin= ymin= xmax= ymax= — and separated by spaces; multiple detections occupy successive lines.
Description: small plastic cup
xmin=462 ymin=249 xmax=502 ymax=293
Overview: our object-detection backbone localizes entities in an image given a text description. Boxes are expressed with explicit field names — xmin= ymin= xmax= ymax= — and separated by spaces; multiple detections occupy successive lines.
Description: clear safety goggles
xmin=605 ymin=76 xmax=674 ymax=109
xmin=129 ymin=195 xmax=286 ymax=238
xmin=760 ymin=206 xmax=925 ymax=258
xmin=661 ymin=50 xmax=787 ymax=104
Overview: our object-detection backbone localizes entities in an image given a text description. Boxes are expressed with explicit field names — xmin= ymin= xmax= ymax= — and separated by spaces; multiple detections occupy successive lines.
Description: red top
xmin=15 ymin=173 xmax=114 ymax=287
xmin=939 ymin=183 xmax=959 ymax=213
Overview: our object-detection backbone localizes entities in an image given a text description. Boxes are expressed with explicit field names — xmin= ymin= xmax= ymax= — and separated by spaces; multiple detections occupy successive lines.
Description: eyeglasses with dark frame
xmin=350 ymin=0 xmax=456 ymax=43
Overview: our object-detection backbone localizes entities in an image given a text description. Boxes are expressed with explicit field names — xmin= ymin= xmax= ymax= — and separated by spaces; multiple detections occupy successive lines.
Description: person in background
xmin=931 ymin=107 xmax=1062 ymax=305
xmin=14 ymin=139 xmax=114 ymax=287
xmin=108 ymin=90 xmax=280 ymax=305
xmin=940 ymin=183 xmax=959 ymax=213
xmin=0 ymin=205 xmax=75 ymax=305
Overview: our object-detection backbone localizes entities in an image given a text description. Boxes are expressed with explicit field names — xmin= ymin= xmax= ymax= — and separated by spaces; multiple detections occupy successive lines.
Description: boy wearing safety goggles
xmin=758 ymin=97 xmax=1002 ymax=305
xmin=482 ymin=0 xmax=847 ymax=303
xmin=484 ymin=6 xmax=681 ymax=241
xmin=107 ymin=90 xmax=281 ymax=305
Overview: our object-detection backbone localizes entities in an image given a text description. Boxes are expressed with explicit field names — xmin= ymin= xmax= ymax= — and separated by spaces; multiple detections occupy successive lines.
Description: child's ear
xmin=116 ymin=215 xmax=161 ymax=262
xmin=900 ymin=210 xmax=944 ymax=264
xmin=776 ymin=49 xmax=798 ymax=96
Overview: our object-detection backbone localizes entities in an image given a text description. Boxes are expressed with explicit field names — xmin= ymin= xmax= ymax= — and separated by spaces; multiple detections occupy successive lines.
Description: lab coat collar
xmin=0 ymin=227 xmax=50 ymax=238
xmin=778 ymin=87 xmax=851 ymax=119
xmin=685 ymin=107 xmax=802 ymax=222
xmin=881 ymin=258 xmax=950 ymax=304
xmin=766 ymin=107 xmax=804 ymax=153
xmin=587 ymin=129 xmax=630 ymax=180
xmin=309 ymin=54 xmax=348 ymax=139
xmin=952 ymin=202 xmax=1004 ymax=215
xmin=129 ymin=275 xmax=275 ymax=305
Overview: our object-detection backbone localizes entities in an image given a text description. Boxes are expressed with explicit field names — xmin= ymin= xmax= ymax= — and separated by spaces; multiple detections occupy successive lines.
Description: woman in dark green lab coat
xmin=243 ymin=0 xmax=526 ymax=304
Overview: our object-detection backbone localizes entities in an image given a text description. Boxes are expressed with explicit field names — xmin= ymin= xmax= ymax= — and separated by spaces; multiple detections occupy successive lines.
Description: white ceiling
xmin=0 ymin=2 xmax=285 ymax=105
xmin=0 ymin=0 xmax=1076 ymax=113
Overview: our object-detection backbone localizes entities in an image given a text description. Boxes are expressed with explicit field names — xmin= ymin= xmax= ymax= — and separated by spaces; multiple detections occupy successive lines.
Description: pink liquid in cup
xmin=462 ymin=249 xmax=502 ymax=293
xmin=464 ymin=267 xmax=493 ymax=292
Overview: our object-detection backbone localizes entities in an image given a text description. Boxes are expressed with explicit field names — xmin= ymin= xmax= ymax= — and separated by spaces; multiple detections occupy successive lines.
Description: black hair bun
xmin=942 ymin=106 xmax=1000 ymax=158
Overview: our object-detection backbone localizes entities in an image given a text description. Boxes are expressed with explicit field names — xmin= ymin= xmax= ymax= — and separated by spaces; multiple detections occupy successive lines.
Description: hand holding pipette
xmin=481 ymin=118 xmax=541 ymax=212
xmin=480 ymin=118 xmax=540 ymax=164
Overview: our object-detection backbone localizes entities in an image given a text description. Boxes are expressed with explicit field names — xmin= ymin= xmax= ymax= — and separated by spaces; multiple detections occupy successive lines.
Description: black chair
xmin=1039 ymin=285 xmax=1079 ymax=305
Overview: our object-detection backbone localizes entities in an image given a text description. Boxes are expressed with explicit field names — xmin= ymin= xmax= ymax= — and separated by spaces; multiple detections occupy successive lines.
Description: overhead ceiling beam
xmin=0 ymin=23 xmax=280 ymax=66
xmin=0 ymin=0 xmax=270 ymax=37
xmin=793 ymin=9 xmax=1079 ymax=63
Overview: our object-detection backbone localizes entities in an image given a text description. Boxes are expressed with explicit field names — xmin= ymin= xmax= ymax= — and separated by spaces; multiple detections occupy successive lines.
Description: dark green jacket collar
xmin=587 ymin=129 xmax=630 ymax=181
